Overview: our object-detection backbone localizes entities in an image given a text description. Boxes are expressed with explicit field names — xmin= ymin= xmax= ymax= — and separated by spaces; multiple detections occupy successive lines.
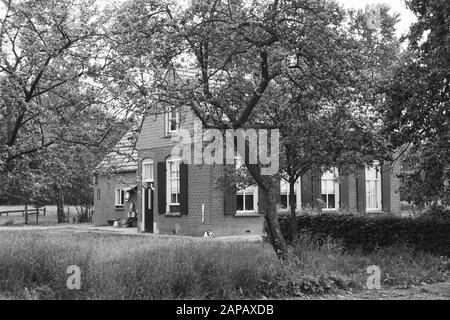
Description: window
xmin=166 ymin=158 xmax=181 ymax=212
xmin=142 ymin=159 xmax=154 ymax=182
xmin=235 ymin=157 xmax=258 ymax=214
xmin=96 ymin=188 xmax=101 ymax=201
xmin=279 ymin=179 xmax=301 ymax=209
xmin=321 ymin=168 xmax=339 ymax=210
xmin=366 ymin=162 xmax=382 ymax=211
xmin=165 ymin=109 xmax=179 ymax=135
xmin=237 ymin=187 xmax=257 ymax=212
xmin=115 ymin=188 xmax=124 ymax=207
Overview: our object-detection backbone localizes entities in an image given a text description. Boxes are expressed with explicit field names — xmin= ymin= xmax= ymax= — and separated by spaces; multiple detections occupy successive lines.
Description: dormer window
xmin=165 ymin=109 xmax=179 ymax=135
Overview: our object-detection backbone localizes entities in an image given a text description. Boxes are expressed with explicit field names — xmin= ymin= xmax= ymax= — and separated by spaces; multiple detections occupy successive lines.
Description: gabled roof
xmin=95 ymin=127 xmax=139 ymax=174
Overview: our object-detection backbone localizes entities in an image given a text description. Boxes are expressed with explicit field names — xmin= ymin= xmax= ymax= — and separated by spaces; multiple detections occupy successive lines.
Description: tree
xmin=0 ymin=0 xmax=135 ymax=210
xmin=111 ymin=0 xmax=386 ymax=258
xmin=0 ymin=106 xmax=132 ymax=223
xmin=381 ymin=0 xmax=450 ymax=205
xmin=0 ymin=0 xmax=112 ymax=170
xmin=265 ymin=4 xmax=401 ymax=239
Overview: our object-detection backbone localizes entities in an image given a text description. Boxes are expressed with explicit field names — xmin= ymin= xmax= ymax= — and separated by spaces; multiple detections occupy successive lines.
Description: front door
xmin=144 ymin=186 xmax=154 ymax=232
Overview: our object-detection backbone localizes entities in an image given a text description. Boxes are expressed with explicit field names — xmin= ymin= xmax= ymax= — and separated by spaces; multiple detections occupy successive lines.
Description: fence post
xmin=36 ymin=207 xmax=39 ymax=224
xmin=43 ymin=207 xmax=46 ymax=216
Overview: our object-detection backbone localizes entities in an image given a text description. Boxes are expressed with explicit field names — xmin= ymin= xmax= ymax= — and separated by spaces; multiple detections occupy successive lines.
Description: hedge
xmin=278 ymin=213 xmax=450 ymax=257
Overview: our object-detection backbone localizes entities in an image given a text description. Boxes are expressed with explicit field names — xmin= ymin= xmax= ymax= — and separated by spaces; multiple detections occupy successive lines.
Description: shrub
xmin=418 ymin=205 xmax=450 ymax=222
xmin=278 ymin=213 xmax=450 ymax=256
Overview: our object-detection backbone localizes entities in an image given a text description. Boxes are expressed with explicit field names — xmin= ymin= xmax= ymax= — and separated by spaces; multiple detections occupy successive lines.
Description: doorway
xmin=143 ymin=186 xmax=154 ymax=232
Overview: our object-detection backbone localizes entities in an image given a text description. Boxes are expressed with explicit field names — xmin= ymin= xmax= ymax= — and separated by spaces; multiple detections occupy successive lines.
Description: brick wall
xmin=389 ymin=161 xmax=401 ymax=214
xmin=93 ymin=171 xmax=138 ymax=226
xmin=136 ymin=107 xmax=194 ymax=151
xmin=133 ymin=109 xmax=402 ymax=237
xmin=137 ymin=146 xmax=265 ymax=237
xmin=347 ymin=172 xmax=358 ymax=212
xmin=342 ymin=164 xmax=400 ymax=214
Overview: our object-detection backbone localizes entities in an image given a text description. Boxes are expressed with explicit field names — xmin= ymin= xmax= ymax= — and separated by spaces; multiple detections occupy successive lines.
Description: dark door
xmin=144 ymin=186 xmax=154 ymax=232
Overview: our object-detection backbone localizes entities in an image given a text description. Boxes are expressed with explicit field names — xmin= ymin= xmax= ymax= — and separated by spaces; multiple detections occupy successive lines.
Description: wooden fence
xmin=0 ymin=206 xmax=46 ymax=225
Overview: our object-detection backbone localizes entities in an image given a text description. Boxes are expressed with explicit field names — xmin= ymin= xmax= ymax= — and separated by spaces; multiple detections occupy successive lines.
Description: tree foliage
xmin=0 ymin=0 xmax=133 ymax=212
xmin=381 ymin=0 xmax=450 ymax=205
xmin=110 ymin=0 xmax=403 ymax=257
xmin=256 ymin=4 xmax=401 ymax=238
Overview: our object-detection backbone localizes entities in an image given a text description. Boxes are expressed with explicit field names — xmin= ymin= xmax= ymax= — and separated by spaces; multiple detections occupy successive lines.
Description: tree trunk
xmin=56 ymin=186 xmax=65 ymax=223
xmin=289 ymin=179 xmax=298 ymax=241
xmin=242 ymin=154 xmax=289 ymax=259
xmin=261 ymin=187 xmax=289 ymax=260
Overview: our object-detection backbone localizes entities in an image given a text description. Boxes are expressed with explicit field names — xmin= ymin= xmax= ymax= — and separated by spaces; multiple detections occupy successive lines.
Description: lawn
xmin=0 ymin=230 xmax=447 ymax=300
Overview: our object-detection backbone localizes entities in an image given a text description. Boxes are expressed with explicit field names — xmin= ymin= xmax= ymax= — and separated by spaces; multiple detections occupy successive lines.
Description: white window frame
xmin=165 ymin=108 xmax=179 ymax=135
xmin=280 ymin=178 xmax=301 ymax=210
xmin=235 ymin=157 xmax=258 ymax=214
xmin=166 ymin=157 xmax=181 ymax=212
xmin=115 ymin=188 xmax=124 ymax=207
xmin=142 ymin=158 xmax=154 ymax=183
xmin=236 ymin=186 xmax=258 ymax=214
xmin=321 ymin=168 xmax=340 ymax=211
xmin=365 ymin=161 xmax=382 ymax=211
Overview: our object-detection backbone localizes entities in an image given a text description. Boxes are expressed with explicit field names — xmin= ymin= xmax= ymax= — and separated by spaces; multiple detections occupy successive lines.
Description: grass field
xmin=0 ymin=230 xmax=447 ymax=300
xmin=0 ymin=205 xmax=81 ymax=226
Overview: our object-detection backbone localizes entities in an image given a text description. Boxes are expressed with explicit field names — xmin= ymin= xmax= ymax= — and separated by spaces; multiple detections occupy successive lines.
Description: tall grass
xmin=0 ymin=231 xmax=447 ymax=299
xmin=0 ymin=232 xmax=283 ymax=299
xmin=290 ymin=231 xmax=447 ymax=290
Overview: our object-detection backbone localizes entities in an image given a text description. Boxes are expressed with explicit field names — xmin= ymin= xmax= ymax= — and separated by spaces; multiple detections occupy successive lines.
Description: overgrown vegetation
xmin=277 ymin=213 xmax=450 ymax=256
xmin=0 ymin=231 xmax=447 ymax=299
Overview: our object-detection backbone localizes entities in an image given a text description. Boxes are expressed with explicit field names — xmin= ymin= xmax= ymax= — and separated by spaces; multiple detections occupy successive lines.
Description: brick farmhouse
xmin=93 ymin=69 xmax=401 ymax=236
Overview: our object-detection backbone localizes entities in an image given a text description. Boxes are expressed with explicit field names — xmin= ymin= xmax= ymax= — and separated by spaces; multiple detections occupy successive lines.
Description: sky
xmin=0 ymin=0 xmax=417 ymax=38
xmin=337 ymin=0 xmax=417 ymax=37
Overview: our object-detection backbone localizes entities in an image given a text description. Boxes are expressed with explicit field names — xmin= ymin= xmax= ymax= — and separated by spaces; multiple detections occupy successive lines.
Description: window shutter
xmin=179 ymin=163 xmax=189 ymax=215
xmin=157 ymin=161 xmax=166 ymax=214
xmin=381 ymin=164 xmax=391 ymax=212
xmin=224 ymin=165 xmax=236 ymax=215
xmin=301 ymin=170 xmax=313 ymax=208
xmin=224 ymin=184 xmax=237 ymax=215
xmin=356 ymin=166 xmax=366 ymax=213
xmin=339 ymin=169 xmax=349 ymax=210
xmin=311 ymin=168 xmax=322 ymax=210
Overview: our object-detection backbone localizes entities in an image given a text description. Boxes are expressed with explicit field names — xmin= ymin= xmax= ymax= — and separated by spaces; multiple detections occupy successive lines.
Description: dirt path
xmin=2 ymin=282 xmax=449 ymax=300
xmin=0 ymin=224 xmax=263 ymax=242
xmin=322 ymin=281 xmax=450 ymax=300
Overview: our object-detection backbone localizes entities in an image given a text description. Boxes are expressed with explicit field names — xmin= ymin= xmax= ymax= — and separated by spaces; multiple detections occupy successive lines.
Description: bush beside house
xmin=278 ymin=212 xmax=450 ymax=257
